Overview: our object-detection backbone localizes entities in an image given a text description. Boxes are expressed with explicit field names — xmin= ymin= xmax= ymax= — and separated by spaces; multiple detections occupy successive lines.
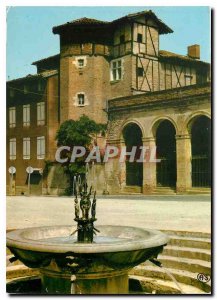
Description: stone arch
xmin=185 ymin=111 xmax=211 ymax=134
xmin=187 ymin=113 xmax=211 ymax=187
xmin=150 ymin=116 xmax=178 ymax=138
xmin=154 ymin=119 xmax=177 ymax=188
xmin=121 ymin=121 xmax=143 ymax=188
xmin=119 ymin=119 xmax=145 ymax=141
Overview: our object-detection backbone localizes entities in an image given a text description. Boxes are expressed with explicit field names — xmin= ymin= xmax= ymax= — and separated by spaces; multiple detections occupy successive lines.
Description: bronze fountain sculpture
xmin=71 ymin=182 xmax=99 ymax=243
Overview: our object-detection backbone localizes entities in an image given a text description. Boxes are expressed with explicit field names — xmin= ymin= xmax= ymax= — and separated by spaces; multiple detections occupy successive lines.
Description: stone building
xmin=6 ymin=10 xmax=211 ymax=195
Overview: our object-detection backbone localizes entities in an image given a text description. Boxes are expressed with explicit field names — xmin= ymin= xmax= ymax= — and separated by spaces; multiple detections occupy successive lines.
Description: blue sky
xmin=6 ymin=6 xmax=211 ymax=80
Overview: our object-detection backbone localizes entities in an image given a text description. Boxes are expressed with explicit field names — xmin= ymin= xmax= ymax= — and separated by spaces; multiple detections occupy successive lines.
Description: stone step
xmin=152 ymin=187 xmax=176 ymax=195
xmin=129 ymin=275 xmax=206 ymax=294
xmin=6 ymin=265 xmax=39 ymax=280
xmin=168 ymin=236 xmax=211 ymax=249
xmin=160 ymin=230 xmax=211 ymax=239
xmin=163 ymin=245 xmax=211 ymax=261
xmin=185 ymin=188 xmax=211 ymax=195
xmin=121 ymin=186 xmax=142 ymax=194
xmin=130 ymin=265 xmax=211 ymax=293
xmin=150 ymin=255 xmax=211 ymax=275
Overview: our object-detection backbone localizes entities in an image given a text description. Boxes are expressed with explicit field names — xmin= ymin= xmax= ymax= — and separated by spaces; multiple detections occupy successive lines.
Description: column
xmin=104 ymin=139 xmax=124 ymax=194
xmin=176 ymin=134 xmax=192 ymax=193
xmin=142 ymin=137 xmax=157 ymax=194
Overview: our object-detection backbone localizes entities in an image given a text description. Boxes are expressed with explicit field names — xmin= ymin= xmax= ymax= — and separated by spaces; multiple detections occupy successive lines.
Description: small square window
xmin=137 ymin=33 xmax=143 ymax=43
xmin=120 ymin=35 xmax=125 ymax=44
xmin=137 ymin=67 xmax=144 ymax=77
xmin=78 ymin=59 xmax=84 ymax=68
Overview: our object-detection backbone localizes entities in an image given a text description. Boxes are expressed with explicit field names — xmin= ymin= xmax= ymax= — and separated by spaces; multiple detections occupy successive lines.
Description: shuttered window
xmin=9 ymin=138 xmax=16 ymax=160
xmin=23 ymin=104 xmax=30 ymax=126
xmin=37 ymin=102 xmax=45 ymax=125
xmin=23 ymin=137 xmax=30 ymax=159
xmin=37 ymin=136 xmax=45 ymax=159
xmin=9 ymin=107 xmax=16 ymax=128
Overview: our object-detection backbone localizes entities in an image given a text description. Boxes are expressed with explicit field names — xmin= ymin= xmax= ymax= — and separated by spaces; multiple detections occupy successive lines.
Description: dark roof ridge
xmin=32 ymin=54 xmax=60 ymax=65
xmin=53 ymin=10 xmax=173 ymax=35
xmin=159 ymin=49 xmax=210 ymax=65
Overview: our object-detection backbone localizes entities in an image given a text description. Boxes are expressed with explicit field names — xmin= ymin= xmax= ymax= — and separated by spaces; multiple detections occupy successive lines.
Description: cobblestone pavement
xmin=6 ymin=195 xmax=211 ymax=233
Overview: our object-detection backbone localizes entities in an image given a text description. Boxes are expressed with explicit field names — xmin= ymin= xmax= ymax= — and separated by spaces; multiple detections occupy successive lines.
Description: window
xmin=38 ymin=81 xmax=43 ymax=91
xmin=23 ymin=137 xmax=30 ymax=159
xmin=9 ymin=107 xmax=16 ymax=128
xmin=78 ymin=59 xmax=84 ymax=68
xmin=185 ymin=76 xmax=192 ymax=86
xmin=137 ymin=67 xmax=144 ymax=77
xmin=9 ymin=138 xmax=16 ymax=160
xmin=77 ymin=94 xmax=85 ymax=106
xmin=37 ymin=136 xmax=45 ymax=159
xmin=74 ymin=56 xmax=87 ymax=69
xmin=111 ymin=59 xmax=122 ymax=81
xmin=185 ymin=68 xmax=192 ymax=86
xmin=9 ymin=88 xmax=15 ymax=98
xmin=37 ymin=102 xmax=45 ymax=125
xmin=24 ymin=84 xmax=28 ymax=94
xmin=120 ymin=34 xmax=125 ymax=43
xmin=137 ymin=33 xmax=143 ymax=43
xmin=23 ymin=104 xmax=30 ymax=127
xmin=165 ymin=64 xmax=172 ymax=89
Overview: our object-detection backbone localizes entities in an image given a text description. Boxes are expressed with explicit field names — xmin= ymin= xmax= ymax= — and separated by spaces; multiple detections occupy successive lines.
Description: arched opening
xmin=122 ymin=123 xmax=143 ymax=187
xmin=190 ymin=116 xmax=211 ymax=187
xmin=156 ymin=120 xmax=177 ymax=187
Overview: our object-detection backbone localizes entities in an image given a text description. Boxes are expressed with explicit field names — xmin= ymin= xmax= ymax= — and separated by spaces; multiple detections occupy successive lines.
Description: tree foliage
xmin=55 ymin=115 xmax=107 ymax=195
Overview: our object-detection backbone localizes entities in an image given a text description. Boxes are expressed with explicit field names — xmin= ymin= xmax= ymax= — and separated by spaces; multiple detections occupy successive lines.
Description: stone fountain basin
xmin=7 ymin=225 xmax=169 ymax=272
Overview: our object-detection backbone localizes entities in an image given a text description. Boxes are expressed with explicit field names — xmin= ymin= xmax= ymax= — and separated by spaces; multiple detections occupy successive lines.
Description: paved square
xmin=7 ymin=195 xmax=211 ymax=233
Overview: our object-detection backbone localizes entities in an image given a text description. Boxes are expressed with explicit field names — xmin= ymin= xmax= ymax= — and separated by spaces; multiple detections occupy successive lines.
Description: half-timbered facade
xmin=6 ymin=10 xmax=211 ymax=195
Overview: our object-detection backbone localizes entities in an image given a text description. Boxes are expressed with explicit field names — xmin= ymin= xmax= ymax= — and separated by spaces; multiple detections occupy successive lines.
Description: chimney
xmin=187 ymin=44 xmax=200 ymax=59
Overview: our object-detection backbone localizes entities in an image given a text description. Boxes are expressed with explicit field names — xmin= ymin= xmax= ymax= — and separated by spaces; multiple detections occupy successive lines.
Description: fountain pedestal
xmin=40 ymin=267 xmax=129 ymax=294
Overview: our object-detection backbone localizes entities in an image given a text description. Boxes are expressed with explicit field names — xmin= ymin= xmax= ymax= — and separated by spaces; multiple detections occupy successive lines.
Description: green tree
xmin=56 ymin=115 xmax=106 ymax=195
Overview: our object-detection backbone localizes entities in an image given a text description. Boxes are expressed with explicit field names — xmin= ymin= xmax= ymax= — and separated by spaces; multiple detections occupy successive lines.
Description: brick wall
xmin=6 ymin=74 xmax=59 ymax=194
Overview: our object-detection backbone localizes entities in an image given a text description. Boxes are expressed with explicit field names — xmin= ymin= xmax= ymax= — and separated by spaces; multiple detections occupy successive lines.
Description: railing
xmin=192 ymin=155 xmax=211 ymax=187
xmin=157 ymin=157 xmax=176 ymax=187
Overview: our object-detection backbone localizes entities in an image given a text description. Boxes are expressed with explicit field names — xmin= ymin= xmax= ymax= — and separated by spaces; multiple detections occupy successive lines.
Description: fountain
xmin=6 ymin=174 xmax=169 ymax=294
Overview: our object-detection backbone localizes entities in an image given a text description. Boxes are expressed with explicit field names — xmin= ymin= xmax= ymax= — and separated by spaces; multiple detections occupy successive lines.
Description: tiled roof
xmin=32 ymin=54 xmax=60 ymax=65
xmin=7 ymin=73 xmax=42 ymax=83
xmin=159 ymin=50 xmax=209 ymax=65
xmin=112 ymin=10 xmax=173 ymax=34
xmin=7 ymin=69 xmax=59 ymax=83
xmin=53 ymin=17 xmax=109 ymax=33
xmin=108 ymin=83 xmax=211 ymax=111
xmin=53 ymin=10 xmax=173 ymax=35
xmin=67 ymin=17 xmax=109 ymax=25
